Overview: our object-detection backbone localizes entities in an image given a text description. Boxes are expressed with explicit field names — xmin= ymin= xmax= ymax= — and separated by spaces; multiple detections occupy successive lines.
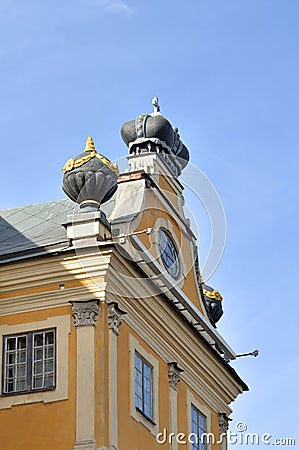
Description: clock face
xmin=158 ymin=229 xmax=179 ymax=278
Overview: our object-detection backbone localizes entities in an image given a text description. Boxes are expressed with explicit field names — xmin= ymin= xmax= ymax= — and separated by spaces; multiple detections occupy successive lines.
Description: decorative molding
xmin=0 ymin=250 xmax=112 ymax=296
xmin=218 ymin=413 xmax=231 ymax=434
xmin=107 ymin=302 xmax=127 ymax=335
xmin=0 ymin=284 xmax=107 ymax=317
xmin=71 ymin=300 xmax=100 ymax=327
xmin=168 ymin=362 xmax=184 ymax=390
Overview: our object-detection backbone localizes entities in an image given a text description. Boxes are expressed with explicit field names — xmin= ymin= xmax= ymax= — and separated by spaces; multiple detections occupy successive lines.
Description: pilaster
xmin=71 ymin=300 xmax=100 ymax=450
xmin=218 ymin=412 xmax=230 ymax=450
xmin=107 ymin=302 xmax=126 ymax=450
xmin=168 ymin=362 xmax=184 ymax=450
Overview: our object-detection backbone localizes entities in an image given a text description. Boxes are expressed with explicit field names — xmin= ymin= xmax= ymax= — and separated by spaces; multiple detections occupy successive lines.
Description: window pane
xmin=143 ymin=363 xmax=151 ymax=379
xmin=144 ymin=402 xmax=152 ymax=419
xmin=45 ymin=331 xmax=54 ymax=345
xmin=191 ymin=405 xmax=206 ymax=450
xmin=32 ymin=329 xmax=55 ymax=390
xmin=134 ymin=353 xmax=142 ymax=371
xmin=16 ymin=380 xmax=26 ymax=391
xmin=34 ymin=348 xmax=43 ymax=361
xmin=134 ymin=353 xmax=143 ymax=409
xmin=7 ymin=366 xmax=15 ymax=379
xmin=18 ymin=337 xmax=26 ymax=349
xmin=17 ymin=349 xmax=27 ymax=363
xmin=158 ymin=229 xmax=179 ymax=277
xmin=6 ymin=380 xmax=15 ymax=392
xmin=134 ymin=352 xmax=153 ymax=420
xmin=135 ymin=394 xmax=142 ymax=410
xmin=7 ymin=338 xmax=16 ymax=351
xmin=45 ymin=346 xmax=54 ymax=359
xmin=192 ymin=406 xmax=197 ymax=424
xmin=34 ymin=361 xmax=43 ymax=375
xmin=44 ymin=373 xmax=54 ymax=388
xmin=4 ymin=335 xmax=28 ymax=393
xmin=34 ymin=333 xmax=44 ymax=347
xmin=33 ymin=375 xmax=43 ymax=389
xmin=44 ymin=360 xmax=54 ymax=373
xmin=7 ymin=352 xmax=16 ymax=365
xmin=135 ymin=370 xmax=142 ymax=386
xmin=17 ymin=364 xmax=26 ymax=378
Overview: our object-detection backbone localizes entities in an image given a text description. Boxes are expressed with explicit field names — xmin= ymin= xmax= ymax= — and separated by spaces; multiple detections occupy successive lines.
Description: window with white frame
xmin=134 ymin=352 xmax=153 ymax=420
xmin=2 ymin=329 xmax=56 ymax=395
xmin=129 ymin=334 xmax=159 ymax=435
xmin=191 ymin=404 xmax=207 ymax=450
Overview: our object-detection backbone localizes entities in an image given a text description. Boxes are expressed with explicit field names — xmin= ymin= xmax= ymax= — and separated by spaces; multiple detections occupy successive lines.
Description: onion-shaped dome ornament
xmin=62 ymin=136 xmax=119 ymax=211
xmin=120 ymin=97 xmax=189 ymax=177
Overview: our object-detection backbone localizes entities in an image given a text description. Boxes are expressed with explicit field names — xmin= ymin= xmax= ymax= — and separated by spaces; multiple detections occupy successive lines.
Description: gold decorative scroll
xmin=203 ymin=289 xmax=223 ymax=302
xmin=62 ymin=151 xmax=119 ymax=175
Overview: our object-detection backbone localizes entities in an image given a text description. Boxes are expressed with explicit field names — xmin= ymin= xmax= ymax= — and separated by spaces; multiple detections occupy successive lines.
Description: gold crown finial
xmin=84 ymin=135 xmax=96 ymax=152
xmin=203 ymin=289 xmax=223 ymax=302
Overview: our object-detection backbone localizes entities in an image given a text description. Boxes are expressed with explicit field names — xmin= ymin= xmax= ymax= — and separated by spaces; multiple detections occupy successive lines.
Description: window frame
xmin=150 ymin=216 xmax=186 ymax=291
xmin=187 ymin=390 xmax=212 ymax=450
xmin=157 ymin=228 xmax=180 ymax=279
xmin=129 ymin=334 xmax=159 ymax=436
xmin=191 ymin=403 xmax=207 ymax=450
xmin=134 ymin=351 xmax=154 ymax=421
xmin=2 ymin=328 xmax=56 ymax=396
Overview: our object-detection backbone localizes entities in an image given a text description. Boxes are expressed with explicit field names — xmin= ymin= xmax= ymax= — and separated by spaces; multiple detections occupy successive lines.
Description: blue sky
xmin=1 ymin=0 xmax=298 ymax=447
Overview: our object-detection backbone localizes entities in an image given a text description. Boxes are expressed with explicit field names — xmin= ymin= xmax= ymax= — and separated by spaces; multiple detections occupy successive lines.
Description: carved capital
xmin=218 ymin=413 xmax=230 ymax=435
xmin=71 ymin=300 xmax=100 ymax=327
xmin=108 ymin=302 xmax=127 ymax=335
xmin=168 ymin=362 xmax=184 ymax=390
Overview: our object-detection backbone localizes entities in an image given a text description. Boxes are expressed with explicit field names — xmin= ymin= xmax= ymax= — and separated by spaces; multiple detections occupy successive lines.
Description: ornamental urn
xmin=62 ymin=136 xmax=119 ymax=210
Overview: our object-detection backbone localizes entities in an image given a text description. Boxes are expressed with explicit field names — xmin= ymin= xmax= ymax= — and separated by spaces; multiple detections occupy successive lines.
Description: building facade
xmin=0 ymin=101 xmax=247 ymax=450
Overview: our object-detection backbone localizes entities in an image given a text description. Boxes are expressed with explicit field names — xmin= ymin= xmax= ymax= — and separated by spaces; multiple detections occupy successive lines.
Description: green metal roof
xmin=0 ymin=198 xmax=114 ymax=260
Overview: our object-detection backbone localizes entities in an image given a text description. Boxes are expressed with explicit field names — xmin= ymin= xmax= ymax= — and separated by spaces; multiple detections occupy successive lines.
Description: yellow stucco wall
xmin=0 ymin=306 xmax=76 ymax=450
xmin=118 ymin=321 xmax=172 ymax=450
xmin=116 ymin=319 xmax=224 ymax=450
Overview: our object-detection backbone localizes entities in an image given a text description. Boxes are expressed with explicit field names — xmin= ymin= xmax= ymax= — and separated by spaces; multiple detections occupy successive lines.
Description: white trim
xmin=0 ymin=315 xmax=70 ymax=409
xmin=129 ymin=334 xmax=159 ymax=436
